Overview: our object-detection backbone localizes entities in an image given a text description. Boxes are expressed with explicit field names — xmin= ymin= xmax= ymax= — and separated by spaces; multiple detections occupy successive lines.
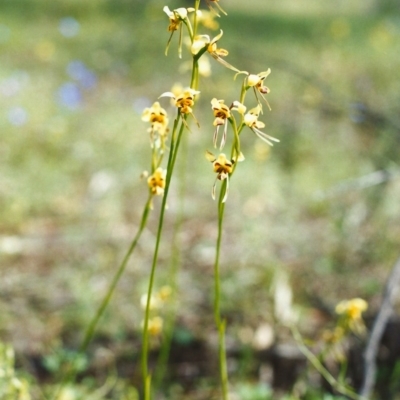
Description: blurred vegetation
xmin=1 ymin=0 xmax=400 ymax=398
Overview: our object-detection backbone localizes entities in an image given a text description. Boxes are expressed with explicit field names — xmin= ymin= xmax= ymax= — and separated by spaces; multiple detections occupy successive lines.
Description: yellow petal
xmin=175 ymin=7 xmax=188 ymax=19
xmin=258 ymin=68 xmax=271 ymax=79
xmin=247 ymin=74 xmax=260 ymax=87
xmin=159 ymin=91 xmax=175 ymax=99
xmin=163 ymin=5 xmax=173 ymax=17
xmin=211 ymin=29 xmax=224 ymax=44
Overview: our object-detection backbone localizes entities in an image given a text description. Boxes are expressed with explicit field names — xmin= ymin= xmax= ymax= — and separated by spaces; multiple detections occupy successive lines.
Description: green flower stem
xmin=142 ymin=115 xmax=186 ymax=399
xmin=193 ymin=0 xmax=201 ymax=34
xmin=239 ymin=79 xmax=247 ymax=104
xmin=153 ymin=132 xmax=188 ymax=391
xmin=52 ymin=195 xmax=153 ymax=399
xmin=80 ymin=195 xmax=153 ymax=353
xmin=214 ymin=180 xmax=229 ymax=400
xmin=191 ymin=58 xmax=199 ymax=90
xmin=229 ymin=117 xmax=241 ymax=159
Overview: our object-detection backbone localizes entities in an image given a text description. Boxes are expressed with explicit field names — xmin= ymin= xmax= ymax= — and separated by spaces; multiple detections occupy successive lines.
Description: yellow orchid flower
xmin=205 ymin=151 xmax=244 ymax=202
xmin=147 ymin=167 xmax=166 ymax=196
xmin=141 ymin=101 xmax=169 ymax=147
xmin=247 ymin=69 xmax=272 ymax=110
xmin=244 ymin=105 xmax=279 ymax=146
xmin=159 ymin=88 xmax=200 ymax=126
xmin=163 ymin=6 xmax=194 ymax=58
xmin=191 ymin=30 xmax=241 ymax=73
xmin=211 ymin=98 xmax=231 ymax=149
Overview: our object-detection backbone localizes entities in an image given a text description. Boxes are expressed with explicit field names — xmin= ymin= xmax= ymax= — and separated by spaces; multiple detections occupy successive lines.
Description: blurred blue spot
xmin=349 ymin=102 xmax=367 ymax=124
xmin=0 ymin=24 xmax=11 ymax=43
xmin=59 ymin=17 xmax=80 ymax=38
xmin=66 ymin=60 xmax=97 ymax=89
xmin=57 ymin=82 xmax=82 ymax=109
xmin=8 ymin=107 xmax=28 ymax=126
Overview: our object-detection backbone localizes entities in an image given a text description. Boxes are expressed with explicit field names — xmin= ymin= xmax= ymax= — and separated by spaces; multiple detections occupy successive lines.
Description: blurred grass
xmin=1 ymin=0 xmax=400 ymax=396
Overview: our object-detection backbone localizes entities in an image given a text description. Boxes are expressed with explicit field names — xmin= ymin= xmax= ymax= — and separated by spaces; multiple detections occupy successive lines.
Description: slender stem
xmin=141 ymin=117 xmax=186 ymax=399
xmin=291 ymin=325 xmax=366 ymax=400
xmin=80 ymin=196 xmax=153 ymax=353
xmin=213 ymin=180 xmax=229 ymax=400
xmin=191 ymin=58 xmax=199 ymax=90
xmin=153 ymin=128 xmax=188 ymax=391
xmin=52 ymin=195 xmax=153 ymax=399
xmin=193 ymin=0 xmax=201 ymax=35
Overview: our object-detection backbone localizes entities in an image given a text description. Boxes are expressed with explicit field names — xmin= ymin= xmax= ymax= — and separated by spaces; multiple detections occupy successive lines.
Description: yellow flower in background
xmin=148 ymin=316 xmax=163 ymax=336
xmin=244 ymin=105 xmax=279 ymax=146
xmin=336 ymin=298 xmax=368 ymax=320
xmin=211 ymin=98 xmax=231 ymax=149
xmin=195 ymin=9 xmax=219 ymax=30
xmin=141 ymin=101 xmax=169 ymax=146
xmin=163 ymin=6 xmax=194 ymax=58
xmin=191 ymin=30 xmax=241 ymax=73
xmin=140 ymin=293 xmax=161 ymax=310
xmin=205 ymin=151 xmax=244 ymax=202
xmin=147 ymin=167 xmax=166 ymax=196
xmin=141 ymin=316 xmax=163 ymax=336
xmin=335 ymin=298 xmax=368 ymax=335
xmin=141 ymin=101 xmax=168 ymax=127
xmin=247 ymin=69 xmax=272 ymax=110
xmin=157 ymin=285 xmax=172 ymax=301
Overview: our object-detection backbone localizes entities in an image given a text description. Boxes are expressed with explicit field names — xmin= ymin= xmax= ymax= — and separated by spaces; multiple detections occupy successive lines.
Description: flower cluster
xmin=141 ymin=101 xmax=170 ymax=199
xmin=206 ymin=78 xmax=279 ymax=201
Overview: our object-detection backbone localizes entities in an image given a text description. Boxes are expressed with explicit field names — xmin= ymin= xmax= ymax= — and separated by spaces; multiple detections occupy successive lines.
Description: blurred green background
xmin=1 ymin=0 xmax=400 ymax=398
